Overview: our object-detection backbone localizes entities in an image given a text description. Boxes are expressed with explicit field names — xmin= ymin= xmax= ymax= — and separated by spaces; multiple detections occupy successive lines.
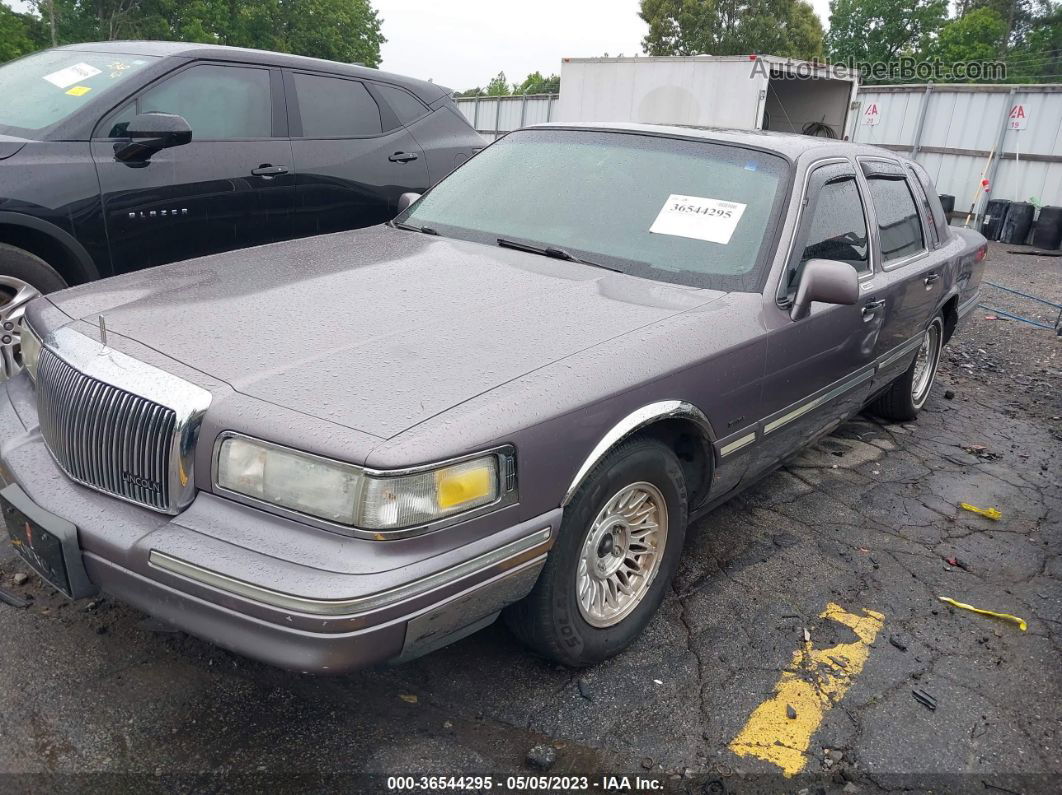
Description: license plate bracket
xmin=1 ymin=484 xmax=97 ymax=600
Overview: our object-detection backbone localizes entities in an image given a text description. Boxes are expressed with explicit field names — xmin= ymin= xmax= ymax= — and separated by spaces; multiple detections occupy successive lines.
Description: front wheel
xmin=1 ymin=244 xmax=68 ymax=381
xmin=504 ymin=438 xmax=688 ymax=667
xmin=870 ymin=314 xmax=944 ymax=422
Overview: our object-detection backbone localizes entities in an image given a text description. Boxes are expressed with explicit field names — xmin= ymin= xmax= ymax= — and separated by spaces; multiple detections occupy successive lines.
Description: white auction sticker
xmin=650 ymin=195 xmax=747 ymax=245
xmin=43 ymin=62 xmax=102 ymax=89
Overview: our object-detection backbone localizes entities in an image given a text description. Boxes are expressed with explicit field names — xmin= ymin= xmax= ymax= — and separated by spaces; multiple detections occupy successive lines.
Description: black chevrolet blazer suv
xmin=0 ymin=41 xmax=484 ymax=378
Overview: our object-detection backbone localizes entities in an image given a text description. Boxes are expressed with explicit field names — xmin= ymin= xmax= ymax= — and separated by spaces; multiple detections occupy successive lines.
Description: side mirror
xmin=790 ymin=258 xmax=859 ymax=321
xmin=114 ymin=113 xmax=192 ymax=163
xmin=396 ymin=192 xmax=421 ymax=215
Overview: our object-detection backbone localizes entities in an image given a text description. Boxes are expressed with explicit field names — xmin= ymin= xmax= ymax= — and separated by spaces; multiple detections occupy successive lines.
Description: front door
xmin=749 ymin=160 xmax=880 ymax=475
xmin=92 ymin=62 xmax=295 ymax=274
xmin=284 ymin=70 xmax=430 ymax=237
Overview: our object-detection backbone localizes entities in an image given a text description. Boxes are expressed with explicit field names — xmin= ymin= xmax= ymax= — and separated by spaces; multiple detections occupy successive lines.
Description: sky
xmin=374 ymin=0 xmax=834 ymax=90
xmin=4 ymin=0 xmax=836 ymax=91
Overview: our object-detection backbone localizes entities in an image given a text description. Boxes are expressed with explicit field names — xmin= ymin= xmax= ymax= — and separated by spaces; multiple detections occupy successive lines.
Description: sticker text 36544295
xmin=649 ymin=195 xmax=747 ymax=245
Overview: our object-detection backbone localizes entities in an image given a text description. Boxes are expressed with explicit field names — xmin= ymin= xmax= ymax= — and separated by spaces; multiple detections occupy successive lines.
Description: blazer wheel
xmin=1 ymin=244 xmax=68 ymax=381
xmin=505 ymin=437 xmax=688 ymax=667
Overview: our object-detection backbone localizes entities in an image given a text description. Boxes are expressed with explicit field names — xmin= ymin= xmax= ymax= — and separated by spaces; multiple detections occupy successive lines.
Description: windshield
xmin=399 ymin=129 xmax=791 ymax=291
xmin=0 ymin=49 xmax=159 ymax=136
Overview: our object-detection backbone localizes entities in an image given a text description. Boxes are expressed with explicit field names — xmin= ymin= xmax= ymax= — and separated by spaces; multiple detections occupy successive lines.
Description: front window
xmin=0 ymin=49 xmax=159 ymax=136
xmin=399 ymin=129 xmax=791 ymax=291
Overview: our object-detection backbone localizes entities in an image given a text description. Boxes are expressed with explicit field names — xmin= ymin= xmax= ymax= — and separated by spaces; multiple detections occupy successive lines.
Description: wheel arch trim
xmin=0 ymin=211 xmax=100 ymax=283
xmin=561 ymin=400 xmax=716 ymax=507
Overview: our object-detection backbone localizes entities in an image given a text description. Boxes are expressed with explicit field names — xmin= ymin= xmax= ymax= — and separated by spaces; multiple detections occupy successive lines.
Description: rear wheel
xmin=0 ymin=244 xmax=67 ymax=381
xmin=870 ymin=314 xmax=944 ymax=422
xmin=504 ymin=438 xmax=688 ymax=667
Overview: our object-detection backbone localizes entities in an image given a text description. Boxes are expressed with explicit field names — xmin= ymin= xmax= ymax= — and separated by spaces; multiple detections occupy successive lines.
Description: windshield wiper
xmin=496 ymin=238 xmax=621 ymax=273
xmin=391 ymin=221 xmax=439 ymax=235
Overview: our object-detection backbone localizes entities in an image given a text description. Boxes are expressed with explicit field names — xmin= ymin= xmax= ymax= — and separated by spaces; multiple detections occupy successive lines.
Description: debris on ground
xmin=526 ymin=744 xmax=556 ymax=770
xmin=960 ymin=444 xmax=1002 ymax=461
xmin=912 ymin=689 xmax=938 ymax=711
xmin=641 ymin=757 xmax=654 ymax=770
xmin=959 ymin=502 xmax=1002 ymax=521
xmin=398 ymin=694 xmax=418 ymax=704
xmin=577 ymin=678 xmax=593 ymax=701
xmin=786 ymin=704 xmax=797 ymax=719
xmin=0 ymin=587 xmax=29 ymax=609
xmin=944 ymin=556 xmax=970 ymax=571
xmin=938 ymin=597 xmax=1028 ymax=631
xmin=12 ymin=572 xmax=28 ymax=586
xmin=888 ymin=634 xmax=908 ymax=652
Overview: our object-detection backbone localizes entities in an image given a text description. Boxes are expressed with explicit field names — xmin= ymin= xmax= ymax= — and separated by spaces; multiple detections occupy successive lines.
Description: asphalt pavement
xmin=1 ymin=244 xmax=1058 ymax=793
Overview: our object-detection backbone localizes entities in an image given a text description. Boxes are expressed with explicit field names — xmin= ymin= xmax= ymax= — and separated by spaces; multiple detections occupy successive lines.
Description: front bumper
xmin=0 ymin=375 xmax=557 ymax=673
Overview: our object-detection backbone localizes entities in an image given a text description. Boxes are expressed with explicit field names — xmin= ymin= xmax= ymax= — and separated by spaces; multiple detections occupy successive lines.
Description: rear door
xmin=285 ymin=70 xmax=430 ymax=237
xmin=92 ymin=62 xmax=295 ymax=273
xmin=857 ymin=158 xmax=941 ymax=391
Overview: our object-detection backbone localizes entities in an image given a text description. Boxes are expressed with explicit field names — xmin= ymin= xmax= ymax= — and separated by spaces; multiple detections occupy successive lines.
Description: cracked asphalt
xmin=1 ymin=244 xmax=1058 ymax=792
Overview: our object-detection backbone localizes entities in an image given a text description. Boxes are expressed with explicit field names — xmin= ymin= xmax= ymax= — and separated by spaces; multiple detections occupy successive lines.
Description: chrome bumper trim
xmin=148 ymin=526 xmax=552 ymax=617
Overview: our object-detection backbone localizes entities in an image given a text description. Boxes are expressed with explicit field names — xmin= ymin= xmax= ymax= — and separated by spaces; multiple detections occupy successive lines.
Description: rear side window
xmin=293 ymin=73 xmax=382 ymax=137
xmin=141 ymin=64 xmax=271 ymax=139
xmin=375 ymin=84 xmax=429 ymax=125
xmin=866 ymin=177 xmax=925 ymax=264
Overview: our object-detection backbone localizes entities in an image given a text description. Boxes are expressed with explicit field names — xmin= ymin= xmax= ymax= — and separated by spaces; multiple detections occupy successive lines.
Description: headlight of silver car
xmin=215 ymin=435 xmax=508 ymax=533
xmin=20 ymin=321 xmax=43 ymax=382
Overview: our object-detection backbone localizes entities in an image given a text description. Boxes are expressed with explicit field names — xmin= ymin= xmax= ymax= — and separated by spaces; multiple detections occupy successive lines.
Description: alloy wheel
xmin=576 ymin=481 xmax=668 ymax=628
xmin=0 ymin=275 xmax=41 ymax=382
xmin=911 ymin=318 xmax=943 ymax=408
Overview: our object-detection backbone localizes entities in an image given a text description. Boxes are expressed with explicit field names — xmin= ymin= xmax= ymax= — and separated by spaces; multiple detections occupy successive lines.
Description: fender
xmin=0 ymin=211 xmax=100 ymax=283
xmin=561 ymin=400 xmax=716 ymax=507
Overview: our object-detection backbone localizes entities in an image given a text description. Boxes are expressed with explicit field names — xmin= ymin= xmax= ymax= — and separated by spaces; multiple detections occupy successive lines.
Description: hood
xmin=48 ymin=226 xmax=722 ymax=439
xmin=0 ymin=134 xmax=29 ymax=161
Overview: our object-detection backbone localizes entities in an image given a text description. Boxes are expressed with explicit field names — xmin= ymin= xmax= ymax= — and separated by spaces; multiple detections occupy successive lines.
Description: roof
xmin=54 ymin=40 xmax=450 ymax=102
xmin=528 ymin=122 xmax=902 ymax=162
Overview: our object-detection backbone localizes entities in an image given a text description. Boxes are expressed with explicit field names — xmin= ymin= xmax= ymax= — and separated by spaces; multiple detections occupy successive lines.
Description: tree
xmin=0 ymin=4 xmax=45 ymax=62
xmin=928 ymin=7 xmax=1009 ymax=65
xmin=515 ymin=71 xmax=560 ymax=94
xmin=7 ymin=0 xmax=386 ymax=66
xmin=826 ymin=0 xmax=948 ymax=63
xmin=485 ymin=71 xmax=511 ymax=96
xmin=639 ymin=0 xmax=825 ymax=60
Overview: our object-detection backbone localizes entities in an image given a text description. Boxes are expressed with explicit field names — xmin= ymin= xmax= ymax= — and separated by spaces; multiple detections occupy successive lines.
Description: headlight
xmin=216 ymin=435 xmax=506 ymax=533
xmin=20 ymin=322 xmax=43 ymax=382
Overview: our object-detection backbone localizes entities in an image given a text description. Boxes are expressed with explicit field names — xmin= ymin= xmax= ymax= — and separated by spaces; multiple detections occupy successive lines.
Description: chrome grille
xmin=36 ymin=348 xmax=177 ymax=511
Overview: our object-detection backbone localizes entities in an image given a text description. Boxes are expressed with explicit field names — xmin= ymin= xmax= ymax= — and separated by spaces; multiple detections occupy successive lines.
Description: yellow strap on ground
xmin=959 ymin=502 xmax=1002 ymax=520
xmin=938 ymin=597 xmax=1027 ymax=631
xmin=728 ymin=603 xmax=884 ymax=777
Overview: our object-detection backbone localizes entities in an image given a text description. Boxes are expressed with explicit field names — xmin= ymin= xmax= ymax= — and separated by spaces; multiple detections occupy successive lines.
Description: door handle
xmin=924 ymin=272 xmax=940 ymax=286
xmin=389 ymin=152 xmax=419 ymax=163
xmin=251 ymin=165 xmax=289 ymax=176
xmin=862 ymin=299 xmax=886 ymax=319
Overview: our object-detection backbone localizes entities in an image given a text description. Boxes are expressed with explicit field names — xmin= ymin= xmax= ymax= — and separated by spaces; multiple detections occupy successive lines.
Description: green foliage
xmin=485 ymin=71 xmax=511 ymax=96
xmin=0 ymin=5 xmax=45 ymax=63
xmin=7 ymin=0 xmax=385 ymax=66
xmin=515 ymin=71 xmax=560 ymax=94
xmin=825 ymin=0 xmax=949 ymax=62
xmin=639 ymin=0 xmax=825 ymax=60
xmin=929 ymin=8 xmax=1009 ymax=64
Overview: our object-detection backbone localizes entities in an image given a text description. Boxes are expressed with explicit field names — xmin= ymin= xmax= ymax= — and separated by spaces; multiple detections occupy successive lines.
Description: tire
xmin=870 ymin=314 xmax=944 ymax=422
xmin=504 ymin=437 xmax=688 ymax=667
xmin=1 ymin=244 xmax=68 ymax=381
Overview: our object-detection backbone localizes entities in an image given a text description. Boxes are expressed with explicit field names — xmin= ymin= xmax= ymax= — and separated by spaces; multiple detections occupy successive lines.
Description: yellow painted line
xmin=728 ymin=603 xmax=884 ymax=776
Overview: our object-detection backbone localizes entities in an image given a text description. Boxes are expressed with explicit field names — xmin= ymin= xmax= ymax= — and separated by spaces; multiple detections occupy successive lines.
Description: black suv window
xmin=375 ymin=83 xmax=429 ymax=125
xmin=293 ymin=73 xmax=382 ymax=137
xmin=140 ymin=64 xmax=272 ymax=139
xmin=866 ymin=176 xmax=925 ymax=264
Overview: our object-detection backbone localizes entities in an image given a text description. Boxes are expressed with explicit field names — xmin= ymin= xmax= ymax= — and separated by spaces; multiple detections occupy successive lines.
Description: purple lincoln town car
xmin=0 ymin=123 xmax=986 ymax=672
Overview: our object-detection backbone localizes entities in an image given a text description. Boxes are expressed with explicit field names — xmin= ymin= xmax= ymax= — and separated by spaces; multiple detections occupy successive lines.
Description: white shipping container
xmin=557 ymin=56 xmax=860 ymax=139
